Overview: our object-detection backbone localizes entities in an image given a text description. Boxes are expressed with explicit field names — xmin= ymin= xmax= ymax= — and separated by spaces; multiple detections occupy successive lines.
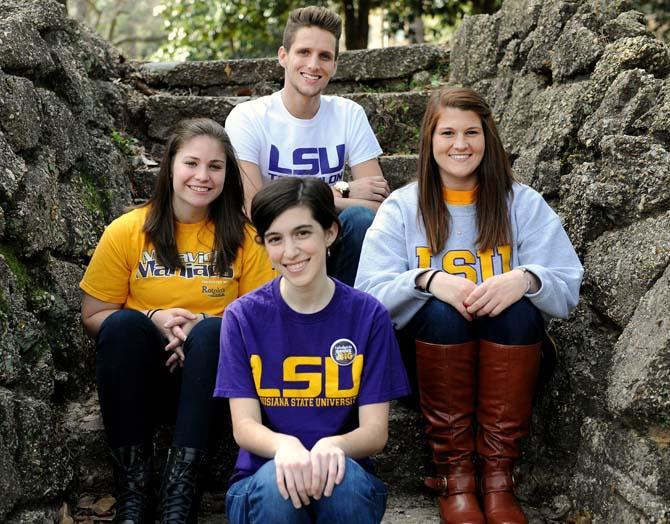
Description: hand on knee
xmin=309 ymin=437 xmax=346 ymax=500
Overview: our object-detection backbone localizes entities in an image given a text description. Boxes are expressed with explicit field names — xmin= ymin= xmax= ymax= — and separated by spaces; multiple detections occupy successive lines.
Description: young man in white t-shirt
xmin=225 ymin=6 xmax=389 ymax=286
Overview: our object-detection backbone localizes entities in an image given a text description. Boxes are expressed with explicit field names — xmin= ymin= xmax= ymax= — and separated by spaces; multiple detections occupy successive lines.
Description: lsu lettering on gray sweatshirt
xmin=355 ymin=181 xmax=584 ymax=329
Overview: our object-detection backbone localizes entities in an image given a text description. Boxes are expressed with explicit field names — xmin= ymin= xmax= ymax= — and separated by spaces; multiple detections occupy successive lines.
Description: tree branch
xmin=108 ymin=8 xmax=131 ymax=41
xmin=113 ymin=34 xmax=165 ymax=46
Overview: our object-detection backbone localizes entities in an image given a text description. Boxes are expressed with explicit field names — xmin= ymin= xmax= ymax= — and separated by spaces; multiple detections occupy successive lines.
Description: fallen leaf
xmin=77 ymin=495 xmax=96 ymax=509
xmin=58 ymin=502 xmax=74 ymax=524
xmin=92 ymin=495 xmax=115 ymax=515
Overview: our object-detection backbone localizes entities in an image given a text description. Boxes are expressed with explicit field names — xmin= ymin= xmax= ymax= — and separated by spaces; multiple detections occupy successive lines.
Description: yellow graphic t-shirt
xmin=80 ymin=206 xmax=274 ymax=315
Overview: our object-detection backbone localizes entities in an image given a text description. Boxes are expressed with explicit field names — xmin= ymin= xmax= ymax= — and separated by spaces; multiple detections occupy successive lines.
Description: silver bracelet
xmin=518 ymin=267 xmax=532 ymax=294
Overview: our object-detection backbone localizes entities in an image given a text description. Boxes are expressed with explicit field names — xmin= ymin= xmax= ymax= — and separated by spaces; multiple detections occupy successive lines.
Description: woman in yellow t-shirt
xmin=80 ymin=118 xmax=274 ymax=524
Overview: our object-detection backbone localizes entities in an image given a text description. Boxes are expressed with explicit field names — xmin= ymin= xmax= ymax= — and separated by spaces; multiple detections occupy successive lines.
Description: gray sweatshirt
xmin=355 ymin=181 xmax=584 ymax=329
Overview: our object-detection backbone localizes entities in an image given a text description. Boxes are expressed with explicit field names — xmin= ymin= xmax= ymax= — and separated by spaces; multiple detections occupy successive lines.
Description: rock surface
xmin=0 ymin=1 xmax=131 ymax=520
xmin=0 ymin=0 xmax=669 ymax=522
xmin=449 ymin=1 xmax=670 ymax=520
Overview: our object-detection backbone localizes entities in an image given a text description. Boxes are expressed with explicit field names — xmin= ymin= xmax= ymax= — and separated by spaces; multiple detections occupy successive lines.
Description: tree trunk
xmin=410 ymin=16 xmax=424 ymax=44
xmin=341 ymin=0 xmax=371 ymax=49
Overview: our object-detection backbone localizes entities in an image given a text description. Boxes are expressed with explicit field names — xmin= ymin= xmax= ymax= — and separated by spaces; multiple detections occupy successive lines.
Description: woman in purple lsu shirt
xmin=214 ymin=177 xmax=410 ymax=524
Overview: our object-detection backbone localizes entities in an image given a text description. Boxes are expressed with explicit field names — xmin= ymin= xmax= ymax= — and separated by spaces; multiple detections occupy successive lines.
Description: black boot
xmin=111 ymin=444 xmax=153 ymax=524
xmin=160 ymin=447 xmax=205 ymax=524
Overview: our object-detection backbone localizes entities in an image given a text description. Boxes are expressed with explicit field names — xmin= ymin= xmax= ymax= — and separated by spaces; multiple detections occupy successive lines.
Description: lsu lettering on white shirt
xmin=225 ymin=91 xmax=382 ymax=186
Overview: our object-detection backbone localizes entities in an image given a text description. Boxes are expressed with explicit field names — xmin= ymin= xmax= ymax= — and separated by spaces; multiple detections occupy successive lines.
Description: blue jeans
xmin=226 ymin=458 xmax=387 ymax=524
xmin=327 ymin=206 xmax=375 ymax=286
xmin=96 ymin=309 xmax=223 ymax=450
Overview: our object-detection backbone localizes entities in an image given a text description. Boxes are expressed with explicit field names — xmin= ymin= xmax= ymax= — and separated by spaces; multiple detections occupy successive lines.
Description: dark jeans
xmin=95 ymin=309 xmax=223 ymax=450
xmin=396 ymin=298 xmax=544 ymax=394
xmin=327 ymin=206 xmax=375 ymax=286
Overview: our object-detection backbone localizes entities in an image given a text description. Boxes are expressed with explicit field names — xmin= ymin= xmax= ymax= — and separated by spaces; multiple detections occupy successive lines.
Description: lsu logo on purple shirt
xmin=268 ymin=144 xmax=345 ymax=184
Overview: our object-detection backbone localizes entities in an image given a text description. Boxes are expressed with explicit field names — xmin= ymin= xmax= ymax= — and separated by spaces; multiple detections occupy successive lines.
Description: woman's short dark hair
xmin=250 ymin=177 xmax=340 ymax=241
xmin=143 ymin=117 xmax=247 ymax=275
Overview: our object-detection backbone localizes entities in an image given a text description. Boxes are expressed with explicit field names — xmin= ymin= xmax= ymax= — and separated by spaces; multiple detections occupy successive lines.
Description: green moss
xmin=28 ymin=288 xmax=55 ymax=314
xmin=432 ymin=63 xmax=450 ymax=85
xmin=653 ymin=414 xmax=670 ymax=430
xmin=395 ymin=126 xmax=421 ymax=155
xmin=0 ymin=292 xmax=8 ymax=315
xmin=81 ymin=178 xmax=104 ymax=213
xmin=1 ymin=352 xmax=15 ymax=375
xmin=15 ymin=323 xmax=49 ymax=359
xmin=409 ymin=78 xmax=427 ymax=91
xmin=355 ymin=83 xmax=380 ymax=94
xmin=559 ymin=134 xmax=596 ymax=179
xmin=0 ymin=245 xmax=31 ymax=292
xmin=80 ymin=173 xmax=108 ymax=215
xmin=111 ymin=130 xmax=139 ymax=157
xmin=352 ymin=80 xmax=410 ymax=94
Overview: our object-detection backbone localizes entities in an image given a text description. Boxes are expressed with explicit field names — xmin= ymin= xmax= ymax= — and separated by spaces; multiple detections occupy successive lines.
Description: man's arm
xmin=334 ymin=158 xmax=389 ymax=212
xmin=239 ymin=160 xmax=264 ymax=215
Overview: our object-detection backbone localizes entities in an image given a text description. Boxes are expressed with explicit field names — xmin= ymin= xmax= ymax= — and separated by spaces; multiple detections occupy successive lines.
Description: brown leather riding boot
xmin=416 ymin=340 xmax=484 ymax=524
xmin=476 ymin=339 xmax=541 ymax=524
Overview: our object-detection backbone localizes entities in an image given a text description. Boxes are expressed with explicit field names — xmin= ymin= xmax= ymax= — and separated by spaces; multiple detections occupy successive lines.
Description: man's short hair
xmin=282 ymin=6 xmax=342 ymax=59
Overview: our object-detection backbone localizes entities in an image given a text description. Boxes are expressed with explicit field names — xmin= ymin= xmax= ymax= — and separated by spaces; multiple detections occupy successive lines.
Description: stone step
xmin=197 ymin=495 xmax=551 ymax=524
xmin=63 ymin=395 xmax=426 ymax=494
xmin=130 ymin=44 xmax=449 ymax=97
xmin=67 ymin=395 xmax=551 ymax=523
xmin=349 ymin=92 xmax=429 ymax=156
xmin=144 ymin=91 xmax=430 ymax=156
xmin=197 ymin=495 xmax=442 ymax=523
xmin=379 ymin=154 xmax=417 ymax=190
xmin=129 ymin=153 xmax=417 ymax=203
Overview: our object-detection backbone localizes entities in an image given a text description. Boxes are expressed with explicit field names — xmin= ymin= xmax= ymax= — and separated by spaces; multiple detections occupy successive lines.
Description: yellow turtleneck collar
xmin=442 ymin=186 xmax=478 ymax=205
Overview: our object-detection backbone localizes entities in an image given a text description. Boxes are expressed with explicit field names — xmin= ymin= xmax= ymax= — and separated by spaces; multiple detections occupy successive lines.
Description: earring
xmin=327 ymin=247 xmax=331 ymax=257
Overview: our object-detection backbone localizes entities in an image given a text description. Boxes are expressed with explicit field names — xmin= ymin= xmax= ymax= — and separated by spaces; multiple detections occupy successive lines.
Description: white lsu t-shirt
xmin=225 ymin=90 xmax=383 ymax=187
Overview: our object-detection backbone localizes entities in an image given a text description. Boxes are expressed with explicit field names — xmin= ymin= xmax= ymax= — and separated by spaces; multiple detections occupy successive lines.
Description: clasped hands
xmin=148 ymin=308 xmax=203 ymax=371
xmin=274 ymin=435 xmax=346 ymax=509
xmin=429 ymin=269 xmax=530 ymax=321
xmin=347 ymin=176 xmax=390 ymax=202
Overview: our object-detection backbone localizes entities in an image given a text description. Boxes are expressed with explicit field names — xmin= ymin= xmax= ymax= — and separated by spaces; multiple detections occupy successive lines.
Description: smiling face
xmin=263 ymin=205 xmax=338 ymax=291
xmin=431 ymin=107 xmax=485 ymax=190
xmin=279 ymin=26 xmax=337 ymax=102
xmin=171 ymin=134 xmax=226 ymax=223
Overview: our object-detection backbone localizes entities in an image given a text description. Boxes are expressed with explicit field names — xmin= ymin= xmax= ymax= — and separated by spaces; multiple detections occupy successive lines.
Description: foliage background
xmin=66 ymin=0 xmax=670 ymax=61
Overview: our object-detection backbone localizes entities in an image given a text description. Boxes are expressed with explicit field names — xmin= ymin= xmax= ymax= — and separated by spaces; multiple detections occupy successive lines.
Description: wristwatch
xmin=334 ymin=181 xmax=350 ymax=198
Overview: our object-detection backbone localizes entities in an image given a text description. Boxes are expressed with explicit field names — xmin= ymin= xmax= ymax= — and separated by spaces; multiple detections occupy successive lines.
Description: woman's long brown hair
xmin=143 ymin=118 xmax=246 ymax=275
xmin=418 ymin=87 xmax=514 ymax=253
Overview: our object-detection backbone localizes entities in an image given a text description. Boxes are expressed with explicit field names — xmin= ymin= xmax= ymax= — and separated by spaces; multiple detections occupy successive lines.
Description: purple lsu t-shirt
xmin=214 ymin=278 xmax=410 ymax=484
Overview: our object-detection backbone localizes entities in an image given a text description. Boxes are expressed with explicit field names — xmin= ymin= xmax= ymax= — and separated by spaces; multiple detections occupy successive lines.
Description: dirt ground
xmin=197 ymin=492 xmax=441 ymax=523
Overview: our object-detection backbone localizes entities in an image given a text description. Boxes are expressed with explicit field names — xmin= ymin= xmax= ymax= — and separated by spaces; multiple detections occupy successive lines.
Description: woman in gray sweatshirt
xmin=355 ymin=87 xmax=583 ymax=524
